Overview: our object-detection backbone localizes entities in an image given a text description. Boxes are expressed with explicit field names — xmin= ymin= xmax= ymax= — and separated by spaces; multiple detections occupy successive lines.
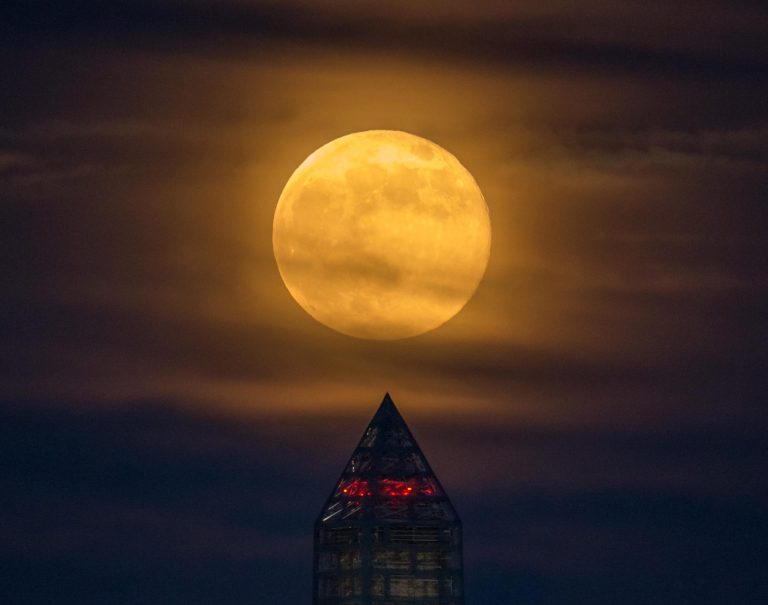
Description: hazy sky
xmin=2 ymin=1 xmax=767 ymax=603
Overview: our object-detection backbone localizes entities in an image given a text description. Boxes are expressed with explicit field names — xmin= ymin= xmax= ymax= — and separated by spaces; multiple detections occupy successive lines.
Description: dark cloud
xmin=2 ymin=0 xmax=767 ymax=79
xmin=0 ymin=400 xmax=318 ymax=604
xmin=1 ymin=400 xmax=765 ymax=604
xmin=2 ymin=1 xmax=767 ymax=601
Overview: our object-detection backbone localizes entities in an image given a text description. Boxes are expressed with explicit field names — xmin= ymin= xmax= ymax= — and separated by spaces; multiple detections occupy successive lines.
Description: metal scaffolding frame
xmin=314 ymin=393 xmax=464 ymax=605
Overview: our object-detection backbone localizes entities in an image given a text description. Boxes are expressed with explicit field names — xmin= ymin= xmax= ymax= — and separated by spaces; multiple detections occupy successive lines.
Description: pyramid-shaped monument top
xmin=318 ymin=393 xmax=459 ymax=525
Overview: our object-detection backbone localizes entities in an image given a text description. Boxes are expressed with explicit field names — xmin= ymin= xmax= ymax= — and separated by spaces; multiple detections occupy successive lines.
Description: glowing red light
xmin=378 ymin=479 xmax=434 ymax=497
xmin=338 ymin=479 xmax=372 ymax=497
xmin=338 ymin=477 xmax=438 ymax=499
xmin=379 ymin=479 xmax=410 ymax=497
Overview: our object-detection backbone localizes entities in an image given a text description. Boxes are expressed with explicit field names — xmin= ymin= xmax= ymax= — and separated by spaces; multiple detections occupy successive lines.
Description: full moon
xmin=273 ymin=130 xmax=491 ymax=340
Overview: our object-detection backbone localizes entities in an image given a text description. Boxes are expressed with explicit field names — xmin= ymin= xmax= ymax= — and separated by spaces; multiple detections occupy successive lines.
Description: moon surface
xmin=273 ymin=130 xmax=491 ymax=340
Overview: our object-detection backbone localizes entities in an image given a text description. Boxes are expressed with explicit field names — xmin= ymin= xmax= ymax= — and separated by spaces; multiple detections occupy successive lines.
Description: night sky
xmin=2 ymin=1 xmax=767 ymax=603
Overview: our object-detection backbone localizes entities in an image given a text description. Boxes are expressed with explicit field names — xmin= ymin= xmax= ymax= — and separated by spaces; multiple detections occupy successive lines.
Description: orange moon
xmin=273 ymin=130 xmax=491 ymax=340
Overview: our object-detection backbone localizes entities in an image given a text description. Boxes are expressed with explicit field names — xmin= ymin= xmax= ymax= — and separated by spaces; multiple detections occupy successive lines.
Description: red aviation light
xmin=379 ymin=479 xmax=415 ymax=497
xmin=338 ymin=478 xmax=439 ymax=499
xmin=339 ymin=479 xmax=372 ymax=497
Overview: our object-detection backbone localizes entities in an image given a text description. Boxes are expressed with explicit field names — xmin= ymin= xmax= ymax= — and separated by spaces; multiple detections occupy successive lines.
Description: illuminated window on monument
xmin=319 ymin=575 xmax=362 ymax=598
xmin=416 ymin=550 xmax=447 ymax=570
xmin=372 ymin=549 xmax=410 ymax=570
xmin=339 ymin=550 xmax=361 ymax=570
xmin=389 ymin=577 xmax=439 ymax=598
xmin=389 ymin=526 xmax=446 ymax=543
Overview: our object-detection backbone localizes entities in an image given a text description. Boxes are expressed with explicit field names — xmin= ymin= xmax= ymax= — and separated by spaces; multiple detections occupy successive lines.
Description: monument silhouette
xmin=314 ymin=393 xmax=463 ymax=604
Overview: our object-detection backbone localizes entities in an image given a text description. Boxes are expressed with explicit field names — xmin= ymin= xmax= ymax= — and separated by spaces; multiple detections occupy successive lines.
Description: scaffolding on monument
xmin=314 ymin=393 xmax=464 ymax=605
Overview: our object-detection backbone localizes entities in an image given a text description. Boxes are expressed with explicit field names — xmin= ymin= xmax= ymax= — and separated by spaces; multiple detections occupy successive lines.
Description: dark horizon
xmin=4 ymin=395 xmax=765 ymax=603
